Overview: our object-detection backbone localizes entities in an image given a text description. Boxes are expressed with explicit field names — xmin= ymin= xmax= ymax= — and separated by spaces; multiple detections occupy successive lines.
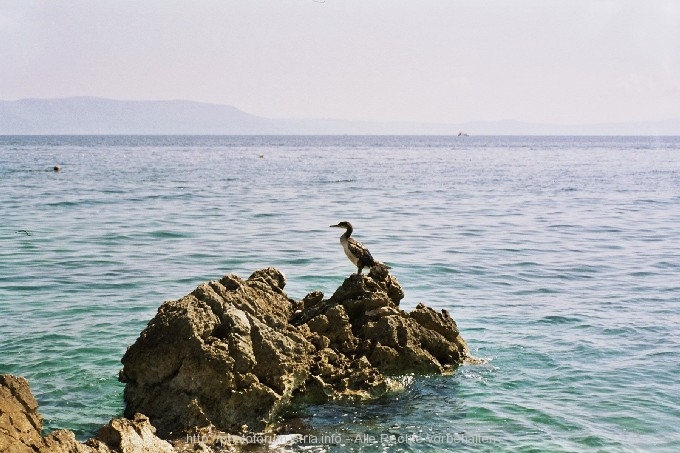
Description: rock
xmin=120 ymin=268 xmax=312 ymax=437
xmin=0 ymin=374 xmax=90 ymax=453
xmin=0 ymin=374 xmax=171 ymax=453
xmin=302 ymin=291 xmax=324 ymax=309
xmin=42 ymin=429 xmax=93 ymax=453
xmin=0 ymin=374 xmax=44 ymax=453
xmin=93 ymin=413 xmax=174 ymax=453
xmin=120 ymin=266 xmax=473 ymax=440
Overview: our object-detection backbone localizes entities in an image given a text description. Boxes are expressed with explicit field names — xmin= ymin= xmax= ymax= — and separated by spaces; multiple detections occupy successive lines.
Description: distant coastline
xmin=2 ymin=97 xmax=679 ymax=136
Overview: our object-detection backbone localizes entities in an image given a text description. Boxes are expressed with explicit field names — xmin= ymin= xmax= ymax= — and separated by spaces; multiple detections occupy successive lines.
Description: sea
xmin=1 ymin=135 xmax=679 ymax=452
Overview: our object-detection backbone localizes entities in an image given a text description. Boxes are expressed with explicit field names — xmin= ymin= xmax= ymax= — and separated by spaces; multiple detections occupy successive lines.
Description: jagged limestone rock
xmin=0 ymin=374 xmax=172 ymax=453
xmin=0 ymin=374 xmax=44 ymax=453
xmin=120 ymin=266 xmax=472 ymax=440
xmin=119 ymin=268 xmax=312 ymax=437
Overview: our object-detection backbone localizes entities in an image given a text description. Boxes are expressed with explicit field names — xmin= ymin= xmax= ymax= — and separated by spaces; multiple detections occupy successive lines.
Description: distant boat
xmin=458 ymin=131 xmax=469 ymax=136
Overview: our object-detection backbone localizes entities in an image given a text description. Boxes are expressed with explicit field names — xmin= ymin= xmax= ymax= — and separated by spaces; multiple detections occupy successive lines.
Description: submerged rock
xmin=120 ymin=267 xmax=473 ymax=439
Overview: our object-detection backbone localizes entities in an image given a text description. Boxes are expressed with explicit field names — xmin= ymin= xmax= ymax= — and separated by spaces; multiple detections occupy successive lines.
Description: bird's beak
xmin=329 ymin=224 xmax=341 ymax=228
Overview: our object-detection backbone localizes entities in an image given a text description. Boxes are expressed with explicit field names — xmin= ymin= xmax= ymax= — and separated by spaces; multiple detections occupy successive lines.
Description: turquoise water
xmin=1 ymin=135 xmax=679 ymax=452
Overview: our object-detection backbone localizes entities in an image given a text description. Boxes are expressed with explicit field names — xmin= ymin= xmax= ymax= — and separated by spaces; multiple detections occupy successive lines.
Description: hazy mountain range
xmin=1 ymin=97 xmax=679 ymax=135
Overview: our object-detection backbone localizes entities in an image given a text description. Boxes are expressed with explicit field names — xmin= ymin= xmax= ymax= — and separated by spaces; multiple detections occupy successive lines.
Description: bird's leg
xmin=357 ymin=265 xmax=363 ymax=275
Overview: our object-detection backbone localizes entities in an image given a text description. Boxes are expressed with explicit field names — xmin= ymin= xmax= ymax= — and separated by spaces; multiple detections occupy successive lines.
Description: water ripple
xmin=2 ymin=135 xmax=680 ymax=451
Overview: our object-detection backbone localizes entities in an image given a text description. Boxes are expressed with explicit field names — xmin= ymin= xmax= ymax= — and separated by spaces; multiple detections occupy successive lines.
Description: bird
xmin=329 ymin=221 xmax=377 ymax=275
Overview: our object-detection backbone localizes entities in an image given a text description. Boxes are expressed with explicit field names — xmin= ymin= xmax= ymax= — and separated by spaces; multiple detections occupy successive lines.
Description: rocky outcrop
xmin=0 ymin=374 xmax=44 ymax=453
xmin=89 ymin=414 xmax=174 ymax=453
xmin=0 ymin=374 xmax=172 ymax=453
xmin=2 ymin=267 xmax=473 ymax=452
xmin=118 ymin=268 xmax=312 ymax=438
xmin=119 ymin=266 xmax=473 ymax=439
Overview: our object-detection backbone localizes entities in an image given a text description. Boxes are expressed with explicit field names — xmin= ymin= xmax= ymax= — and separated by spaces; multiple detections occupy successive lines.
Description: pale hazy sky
xmin=1 ymin=0 xmax=679 ymax=125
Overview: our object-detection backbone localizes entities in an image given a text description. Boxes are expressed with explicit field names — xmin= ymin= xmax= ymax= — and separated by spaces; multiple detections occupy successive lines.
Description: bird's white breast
xmin=340 ymin=236 xmax=360 ymax=265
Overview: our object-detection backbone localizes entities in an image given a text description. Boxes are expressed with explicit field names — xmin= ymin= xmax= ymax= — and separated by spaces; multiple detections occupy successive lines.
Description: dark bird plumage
xmin=330 ymin=221 xmax=376 ymax=274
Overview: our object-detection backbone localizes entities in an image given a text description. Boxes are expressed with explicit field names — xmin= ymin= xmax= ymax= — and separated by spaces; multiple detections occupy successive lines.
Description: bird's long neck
xmin=342 ymin=225 xmax=353 ymax=240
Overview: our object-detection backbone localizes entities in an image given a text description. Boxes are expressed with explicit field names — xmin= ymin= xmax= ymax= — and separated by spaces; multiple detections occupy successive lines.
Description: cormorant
xmin=330 ymin=221 xmax=376 ymax=274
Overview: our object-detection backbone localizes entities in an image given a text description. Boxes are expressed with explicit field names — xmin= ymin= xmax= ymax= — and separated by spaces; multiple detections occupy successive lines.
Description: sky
xmin=1 ymin=0 xmax=679 ymax=125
